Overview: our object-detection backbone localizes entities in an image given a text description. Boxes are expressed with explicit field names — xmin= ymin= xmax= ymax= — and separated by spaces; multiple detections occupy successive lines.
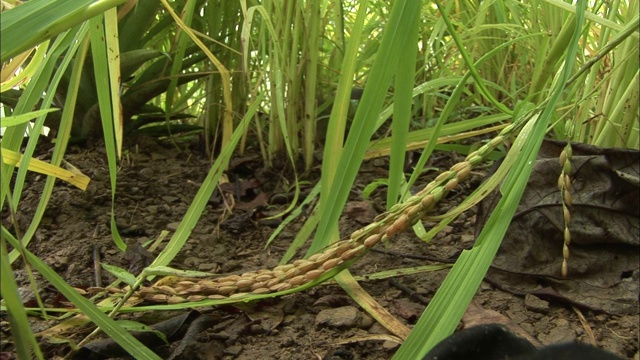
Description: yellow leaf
xmin=1 ymin=149 xmax=90 ymax=190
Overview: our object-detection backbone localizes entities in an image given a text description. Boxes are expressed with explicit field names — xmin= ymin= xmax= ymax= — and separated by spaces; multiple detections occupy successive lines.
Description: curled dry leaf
xmin=477 ymin=140 xmax=639 ymax=315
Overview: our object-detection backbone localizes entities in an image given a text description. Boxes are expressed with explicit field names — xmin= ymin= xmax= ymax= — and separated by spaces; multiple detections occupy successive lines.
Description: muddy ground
xmin=1 ymin=136 xmax=638 ymax=359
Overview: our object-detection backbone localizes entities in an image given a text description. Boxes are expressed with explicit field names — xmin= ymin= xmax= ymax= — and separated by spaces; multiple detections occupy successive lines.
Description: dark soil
xmin=1 ymin=136 xmax=638 ymax=360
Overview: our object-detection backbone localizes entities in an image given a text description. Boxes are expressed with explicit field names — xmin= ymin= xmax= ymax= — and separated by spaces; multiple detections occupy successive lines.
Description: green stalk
xmin=164 ymin=0 xmax=196 ymax=138
xmin=311 ymin=0 xmax=422 ymax=254
xmin=1 ymin=236 xmax=44 ymax=359
xmin=594 ymin=69 xmax=639 ymax=147
xmin=387 ymin=9 xmax=420 ymax=207
xmin=435 ymin=0 xmax=512 ymax=115
xmin=528 ymin=15 xmax=577 ymax=103
xmin=303 ymin=0 xmax=321 ymax=170
xmin=284 ymin=1 xmax=301 ymax=157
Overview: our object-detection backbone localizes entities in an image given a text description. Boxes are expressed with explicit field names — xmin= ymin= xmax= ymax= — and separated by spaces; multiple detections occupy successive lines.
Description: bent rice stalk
xmin=104 ymin=120 xmax=523 ymax=305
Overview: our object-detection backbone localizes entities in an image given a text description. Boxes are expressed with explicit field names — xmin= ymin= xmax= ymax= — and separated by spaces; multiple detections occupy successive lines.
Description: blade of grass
xmin=0 ymin=108 xmax=58 ymax=127
xmin=365 ymin=115 xmax=511 ymax=159
xmin=160 ymin=0 xmax=234 ymax=149
xmin=311 ymin=0 xmax=421 ymax=254
xmin=387 ymin=3 xmax=420 ymax=208
xmin=89 ymin=14 xmax=127 ymax=251
xmin=2 ymin=228 xmax=162 ymax=360
xmin=149 ymin=93 xmax=264 ymax=268
xmin=7 ymin=32 xmax=89 ymax=267
xmin=163 ymin=0 xmax=195 ymax=143
xmin=13 ymin=49 xmax=75 ymax=206
xmin=0 ymin=149 xmax=89 ymax=190
xmin=2 ymin=27 xmax=80 ymax=213
xmin=394 ymin=110 xmax=545 ymax=359
xmin=314 ymin=0 xmax=369 ymax=206
xmin=0 ymin=235 xmax=44 ymax=359
xmin=434 ymin=0 xmax=512 ymax=115
xmin=542 ymin=0 xmax=638 ymax=36
xmin=324 ymin=0 xmax=423 ymax=342
xmin=0 ymin=40 xmax=49 ymax=92
xmin=104 ymin=7 xmax=123 ymax=158
xmin=0 ymin=0 xmax=128 ymax=62
xmin=286 ymin=0 xmax=368 ymax=261
xmin=6 ymin=25 xmax=89 ymax=263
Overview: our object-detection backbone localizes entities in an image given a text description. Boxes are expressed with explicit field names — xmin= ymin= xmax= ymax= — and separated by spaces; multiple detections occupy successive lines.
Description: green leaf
xmin=393 ymin=111 xmax=548 ymax=359
xmin=149 ymin=93 xmax=264 ymax=269
xmin=7 ymin=24 xmax=89 ymax=264
xmin=89 ymin=13 xmax=127 ymax=252
xmin=362 ymin=179 xmax=388 ymax=199
xmin=311 ymin=0 xmax=422 ymax=254
xmin=0 ymin=0 xmax=128 ymax=62
xmin=0 ymin=108 xmax=58 ymax=128
xmin=2 ymin=228 xmax=162 ymax=359
xmin=101 ymin=264 xmax=137 ymax=287
xmin=1 ymin=236 xmax=44 ymax=359
xmin=116 ymin=320 xmax=168 ymax=344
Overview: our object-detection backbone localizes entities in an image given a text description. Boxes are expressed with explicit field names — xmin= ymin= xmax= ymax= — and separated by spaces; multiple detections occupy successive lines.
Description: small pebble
xmin=197 ymin=263 xmax=218 ymax=271
xmin=368 ymin=322 xmax=391 ymax=335
xmin=538 ymin=326 xmax=576 ymax=345
xmin=382 ymin=340 xmax=400 ymax=350
xmin=139 ymin=167 xmax=154 ymax=179
xmin=460 ymin=234 xmax=475 ymax=243
xmin=162 ymin=196 xmax=179 ymax=203
xmin=315 ymin=306 xmax=372 ymax=329
xmin=525 ymin=294 xmax=550 ymax=314
xmin=281 ymin=338 xmax=295 ymax=348
xmin=166 ymin=222 xmax=181 ymax=231
xmin=223 ymin=345 xmax=243 ymax=356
